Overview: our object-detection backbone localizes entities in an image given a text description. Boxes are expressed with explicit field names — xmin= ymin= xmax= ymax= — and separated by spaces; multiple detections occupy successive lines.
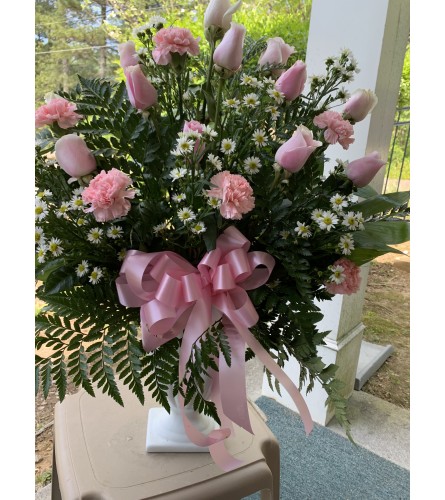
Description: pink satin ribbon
xmin=116 ymin=226 xmax=313 ymax=470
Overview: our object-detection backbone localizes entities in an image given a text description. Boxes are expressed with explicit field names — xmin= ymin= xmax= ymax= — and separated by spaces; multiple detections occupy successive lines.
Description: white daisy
xmin=36 ymin=244 xmax=47 ymax=264
xmin=169 ymin=167 xmax=188 ymax=181
xmin=207 ymin=197 xmax=221 ymax=208
xmin=87 ymin=227 xmax=103 ymax=244
xmin=70 ymin=196 xmax=85 ymax=211
xmin=318 ymin=211 xmax=339 ymax=231
xmin=295 ymin=222 xmax=312 ymax=239
xmin=76 ymin=260 xmax=90 ymax=277
xmin=267 ymin=88 xmax=285 ymax=103
xmin=172 ymin=193 xmax=187 ymax=203
xmin=311 ymin=208 xmax=324 ymax=221
xmin=279 ymin=230 xmax=290 ymax=240
xmin=89 ymin=267 xmax=104 ymax=285
xmin=243 ymin=156 xmax=262 ymax=174
xmin=252 ymin=129 xmax=268 ymax=147
xmin=35 ymin=198 xmax=48 ymax=221
xmin=35 ymin=227 xmax=45 ymax=245
xmin=173 ymin=137 xmax=194 ymax=156
xmin=220 ymin=139 xmax=236 ymax=155
xmin=266 ymin=105 xmax=280 ymax=120
xmin=348 ymin=193 xmax=359 ymax=203
xmin=48 ymin=237 xmax=63 ymax=257
xmin=55 ymin=202 xmax=71 ymax=218
xmin=153 ymin=222 xmax=168 ymax=233
xmin=202 ymin=124 xmax=218 ymax=138
xmin=190 ymin=222 xmax=207 ymax=234
xmin=223 ymin=98 xmax=241 ymax=109
xmin=107 ymin=225 xmax=123 ymax=239
xmin=207 ymin=153 xmax=223 ymax=170
xmin=330 ymin=193 xmax=348 ymax=211
xmin=118 ymin=249 xmax=127 ymax=261
xmin=177 ymin=207 xmax=196 ymax=222
xmin=76 ymin=217 xmax=88 ymax=226
xmin=329 ymin=264 xmax=345 ymax=284
xmin=342 ymin=211 xmax=360 ymax=230
xmin=72 ymin=187 xmax=84 ymax=196
xmin=243 ymin=93 xmax=260 ymax=108
xmin=241 ymin=74 xmax=254 ymax=86
xmin=262 ymin=76 xmax=276 ymax=85
xmin=338 ymin=234 xmax=355 ymax=255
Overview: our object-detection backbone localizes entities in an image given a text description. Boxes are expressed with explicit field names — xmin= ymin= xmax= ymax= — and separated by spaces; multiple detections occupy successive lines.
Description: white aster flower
xmin=318 ymin=211 xmax=339 ymax=231
xmin=266 ymin=105 xmax=280 ymax=120
xmin=76 ymin=260 xmax=90 ymax=277
xmin=243 ymin=93 xmax=260 ymax=108
xmin=241 ymin=74 xmax=254 ymax=86
xmin=252 ymin=129 xmax=268 ymax=147
xmin=35 ymin=227 xmax=45 ymax=245
xmin=311 ymin=208 xmax=324 ymax=221
xmin=172 ymin=193 xmax=187 ymax=203
xmin=35 ymin=198 xmax=48 ymax=221
xmin=48 ymin=237 xmax=63 ymax=256
xmin=267 ymin=88 xmax=285 ymax=104
xmin=330 ymin=193 xmax=348 ymax=211
xmin=263 ymin=76 xmax=276 ymax=85
xmin=87 ymin=227 xmax=103 ymax=244
xmin=177 ymin=207 xmax=196 ymax=222
xmin=174 ymin=137 xmax=194 ymax=156
xmin=190 ymin=222 xmax=207 ymax=234
xmin=72 ymin=187 xmax=84 ymax=196
xmin=36 ymin=244 xmax=47 ymax=264
xmin=70 ymin=196 xmax=85 ymax=211
xmin=153 ymin=222 xmax=168 ymax=233
xmin=169 ymin=167 xmax=188 ymax=181
xmin=220 ymin=139 xmax=236 ymax=155
xmin=280 ymin=230 xmax=290 ymax=240
xmin=348 ymin=193 xmax=359 ymax=203
xmin=207 ymin=153 xmax=223 ymax=170
xmin=76 ymin=217 xmax=87 ymax=226
xmin=342 ymin=211 xmax=360 ymax=230
xmin=89 ymin=267 xmax=104 ymax=285
xmin=329 ymin=264 xmax=346 ymax=284
xmin=55 ymin=202 xmax=71 ymax=218
xmin=107 ymin=225 xmax=123 ymax=239
xmin=118 ymin=249 xmax=127 ymax=261
xmin=295 ymin=222 xmax=312 ymax=239
xmin=148 ymin=15 xmax=166 ymax=28
xmin=338 ymin=234 xmax=355 ymax=255
xmin=36 ymin=189 xmax=52 ymax=199
xmin=243 ymin=156 xmax=262 ymax=174
xmin=207 ymin=197 xmax=221 ymax=208
xmin=223 ymin=98 xmax=241 ymax=109
xmin=202 ymin=124 xmax=218 ymax=138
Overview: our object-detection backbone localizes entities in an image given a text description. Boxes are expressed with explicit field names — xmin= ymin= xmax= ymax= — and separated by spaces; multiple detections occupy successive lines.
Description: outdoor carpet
xmin=244 ymin=396 xmax=409 ymax=500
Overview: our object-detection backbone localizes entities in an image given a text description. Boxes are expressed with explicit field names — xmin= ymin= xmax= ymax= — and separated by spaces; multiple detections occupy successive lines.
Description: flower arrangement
xmin=35 ymin=0 xmax=409 ymax=469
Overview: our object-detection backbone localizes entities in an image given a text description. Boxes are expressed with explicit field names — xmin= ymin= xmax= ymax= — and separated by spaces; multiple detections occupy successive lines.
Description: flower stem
xmin=214 ymin=77 xmax=225 ymax=133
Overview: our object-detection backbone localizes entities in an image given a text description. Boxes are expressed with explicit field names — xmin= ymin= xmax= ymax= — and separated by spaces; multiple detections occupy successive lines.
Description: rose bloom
xmin=35 ymin=97 xmax=82 ymax=129
xmin=345 ymin=151 xmax=386 ymax=187
xmin=207 ymin=171 xmax=254 ymax=220
xmin=258 ymin=37 xmax=295 ymax=74
xmin=82 ymin=168 xmax=136 ymax=222
xmin=152 ymin=27 xmax=200 ymax=65
xmin=325 ymin=258 xmax=361 ymax=295
xmin=275 ymin=125 xmax=322 ymax=173
xmin=313 ymin=110 xmax=355 ymax=150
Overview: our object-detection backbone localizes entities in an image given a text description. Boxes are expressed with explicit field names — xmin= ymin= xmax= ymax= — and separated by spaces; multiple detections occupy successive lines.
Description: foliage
xmin=35 ymin=6 xmax=409 ymax=439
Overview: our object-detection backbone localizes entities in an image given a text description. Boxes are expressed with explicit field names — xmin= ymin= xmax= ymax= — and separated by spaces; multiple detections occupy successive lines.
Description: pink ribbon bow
xmin=116 ymin=226 xmax=313 ymax=470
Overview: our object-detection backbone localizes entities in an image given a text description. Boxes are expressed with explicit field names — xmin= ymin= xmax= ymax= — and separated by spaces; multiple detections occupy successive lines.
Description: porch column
xmin=261 ymin=0 xmax=410 ymax=424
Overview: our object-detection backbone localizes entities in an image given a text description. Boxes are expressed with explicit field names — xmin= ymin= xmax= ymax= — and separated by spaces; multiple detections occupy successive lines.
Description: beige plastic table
xmin=51 ymin=382 xmax=280 ymax=500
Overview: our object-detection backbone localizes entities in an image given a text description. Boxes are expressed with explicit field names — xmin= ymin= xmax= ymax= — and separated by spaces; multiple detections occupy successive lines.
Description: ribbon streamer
xmin=116 ymin=226 xmax=313 ymax=470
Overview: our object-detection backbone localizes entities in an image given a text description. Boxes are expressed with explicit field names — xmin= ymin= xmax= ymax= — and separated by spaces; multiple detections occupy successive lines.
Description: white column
xmin=261 ymin=0 xmax=410 ymax=424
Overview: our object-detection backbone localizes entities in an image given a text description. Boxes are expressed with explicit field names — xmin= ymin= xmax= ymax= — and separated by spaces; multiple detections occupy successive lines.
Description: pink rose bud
xmin=343 ymin=89 xmax=378 ymax=122
xmin=258 ymin=37 xmax=295 ymax=75
xmin=275 ymin=125 xmax=322 ymax=173
xmin=55 ymin=134 xmax=97 ymax=178
xmin=275 ymin=60 xmax=307 ymax=101
xmin=118 ymin=41 xmax=139 ymax=69
xmin=124 ymin=65 xmax=158 ymax=111
xmin=213 ymin=22 xmax=246 ymax=72
xmin=204 ymin=0 xmax=243 ymax=30
xmin=345 ymin=151 xmax=386 ymax=187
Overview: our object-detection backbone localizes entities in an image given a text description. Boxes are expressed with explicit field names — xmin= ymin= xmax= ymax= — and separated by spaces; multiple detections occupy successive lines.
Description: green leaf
xmin=349 ymin=247 xmax=403 ymax=266
xmin=352 ymin=191 xmax=410 ymax=218
xmin=354 ymin=220 xmax=410 ymax=248
xmin=202 ymin=215 xmax=217 ymax=251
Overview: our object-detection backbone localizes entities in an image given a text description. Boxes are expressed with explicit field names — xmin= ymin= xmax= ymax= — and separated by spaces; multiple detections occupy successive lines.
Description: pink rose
xmin=54 ymin=134 xmax=96 ymax=178
xmin=82 ymin=168 xmax=136 ymax=222
xmin=124 ymin=65 xmax=158 ymax=111
xmin=275 ymin=60 xmax=307 ymax=101
xmin=207 ymin=171 xmax=255 ymax=220
xmin=313 ymin=110 xmax=355 ymax=150
xmin=152 ymin=27 xmax=200 ymax=65
xmin=343 ymin=89 xmax=378 ymax=122
xmin=35 ymin=97 xmax=82 ymax=129
xmin=345 ymin=151 xmax=386 ymax=187
xmin=325 ymin=258 xmax=361 ymax=295
xmin=213 ymin=22 xmax=246 ymax=72
xmin=118 ymin=41 xmax=139 ymax=69
xmin=204 ymin=0 xmax=242 ymax=30
xmin=258 ymin=37 xmax=295 ymax=75
xmin=275 ymin=125 xmax=322 ymax=173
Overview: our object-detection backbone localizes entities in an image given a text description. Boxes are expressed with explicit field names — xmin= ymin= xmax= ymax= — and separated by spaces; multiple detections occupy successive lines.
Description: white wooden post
xmin=261 ymin=0 xmax=410 ymax=425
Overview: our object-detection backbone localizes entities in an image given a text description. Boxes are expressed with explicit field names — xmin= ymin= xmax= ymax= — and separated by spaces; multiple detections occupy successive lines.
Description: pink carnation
xmin=35 ymin=97 xmax=82 ymax=129
xmin=207 ymin=171 xmax=255 ymax=220
xmin=82 ymin=168 xmax=136 ymax=222
xmin=325 ymin=258 xmax=361 ymax=295
xmin=313 ymin=110 xmax=355 ymax=150
xmin=152 ymin=27 xmax=200 ymax=65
